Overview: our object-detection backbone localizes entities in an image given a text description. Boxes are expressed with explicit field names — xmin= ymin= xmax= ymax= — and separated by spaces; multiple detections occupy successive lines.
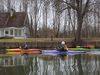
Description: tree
xmin=55 ymin=0 xmax=91 ymax=46
xmin=53 ymin=0 xmax=62 ymax=37
xmin=42 ymin=0 xmax=50 ymax=37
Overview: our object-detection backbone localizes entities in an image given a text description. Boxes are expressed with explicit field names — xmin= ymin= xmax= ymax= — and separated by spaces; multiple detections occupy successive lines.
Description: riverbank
xmin=0 ymin=38 xmax=100 ymax=49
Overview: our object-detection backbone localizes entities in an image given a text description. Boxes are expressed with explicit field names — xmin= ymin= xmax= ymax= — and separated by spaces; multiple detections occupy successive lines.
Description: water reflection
xmin=0 ymin=54 xmax=100 ymax=75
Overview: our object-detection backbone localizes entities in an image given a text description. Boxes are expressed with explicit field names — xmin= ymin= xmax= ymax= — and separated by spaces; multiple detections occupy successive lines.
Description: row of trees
xmin=0 ymin=0 xmax=100 ymax=45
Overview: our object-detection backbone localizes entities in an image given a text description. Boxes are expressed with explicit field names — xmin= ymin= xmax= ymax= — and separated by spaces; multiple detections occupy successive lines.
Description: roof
xmin=0 ymin=12 xmax=27 ymax=28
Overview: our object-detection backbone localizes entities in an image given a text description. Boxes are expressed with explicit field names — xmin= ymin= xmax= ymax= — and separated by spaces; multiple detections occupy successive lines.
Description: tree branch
xmin=59 ymin=0 xmax=78 ymax=11
xmin=82 ymin=0 xmax=90 ymax=16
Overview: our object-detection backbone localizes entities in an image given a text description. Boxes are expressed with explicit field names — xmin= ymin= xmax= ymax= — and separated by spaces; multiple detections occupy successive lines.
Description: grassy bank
xmin=0 ymin=38 xmax=73 ymax=42
xmin=0 ymin=38 xmax=100 ymax=42
xmin=0 ymin=38 xmax=100 ymax=49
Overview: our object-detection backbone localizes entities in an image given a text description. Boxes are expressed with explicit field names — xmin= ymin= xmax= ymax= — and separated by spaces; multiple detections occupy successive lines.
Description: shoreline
xmin=0 ymin=38 xmax=100 ymax=49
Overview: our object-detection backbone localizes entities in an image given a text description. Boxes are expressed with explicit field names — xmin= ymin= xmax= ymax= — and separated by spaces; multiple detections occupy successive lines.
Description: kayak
xmin=42 ymin=50 xmax=86 ymax=55
xmin=6 ymin=48 xmax=41 ymax=55
xmin=69 ymin=48 xmax=91 ymax=51
xmin=22 ymin=49 xmax=41 ymax=54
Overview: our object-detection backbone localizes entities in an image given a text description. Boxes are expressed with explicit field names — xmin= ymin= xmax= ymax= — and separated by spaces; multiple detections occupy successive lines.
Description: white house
xmin=0 ymin=9 xmax=29 ymax=38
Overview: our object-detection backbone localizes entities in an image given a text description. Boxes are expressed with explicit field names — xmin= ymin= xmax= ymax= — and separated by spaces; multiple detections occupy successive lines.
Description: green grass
xmin=0 ymin=38 xmax=72 ymax=43
xmin=0 ymin=38 xmax=33 ymax=42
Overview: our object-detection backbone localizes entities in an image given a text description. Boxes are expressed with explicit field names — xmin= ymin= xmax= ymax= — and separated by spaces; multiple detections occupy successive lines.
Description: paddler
xmin=24 ymin=44 xmax=28 ymax=49
xmin=58 ymin=41 xmax=68 ymax=51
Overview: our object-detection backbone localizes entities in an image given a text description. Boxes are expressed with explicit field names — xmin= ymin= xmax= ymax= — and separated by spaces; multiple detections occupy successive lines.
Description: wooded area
xmin=0 ymin=0 xmax=100 ymax=46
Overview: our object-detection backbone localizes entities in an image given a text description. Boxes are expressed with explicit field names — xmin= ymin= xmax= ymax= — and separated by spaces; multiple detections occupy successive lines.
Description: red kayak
xmin=6 ymin=48 xmax=41 ymax=54
xmin=22 ymin=49 xmax=41 ymax=54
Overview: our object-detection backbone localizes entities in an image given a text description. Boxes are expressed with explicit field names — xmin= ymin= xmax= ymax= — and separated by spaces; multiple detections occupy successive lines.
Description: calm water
xmin=0 ymin=51 xmax=100 ymax=75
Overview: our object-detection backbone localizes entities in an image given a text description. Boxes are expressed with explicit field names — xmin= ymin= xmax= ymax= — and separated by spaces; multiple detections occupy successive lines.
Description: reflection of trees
xmin=74 ymin=55 xmax=83 ymax=75
xmin=1 ymin=54 xmax=100 ymax=75
xmin=0 ymin=55 xmax=31 ymax=75
xmin=23 ymin=55 xmax=100 ymax=75
xmin=83 ymin=55 xmax=100 ymax=75
xmin=73 ymin=54 xmax=100 ymax=75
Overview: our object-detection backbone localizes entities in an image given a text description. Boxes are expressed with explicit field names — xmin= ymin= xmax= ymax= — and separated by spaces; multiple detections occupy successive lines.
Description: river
xmin=0 ymin=51 xmax=100 ymax=75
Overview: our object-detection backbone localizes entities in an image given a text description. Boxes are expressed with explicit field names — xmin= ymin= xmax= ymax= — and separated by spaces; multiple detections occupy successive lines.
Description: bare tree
xmin=53 ymin=0 xmax=62 ymax=37
xmin=0 ymin=0 xmax=99 ymax=39
xmin=52 ymin=0 xmax=91 ymax=45
xmin=96 ymin=0 xmax=100 ymax=37
xmin=63 ymin=10 xmax=67 ymax=37
xmin=0 ymin=0 xmax=4 ymax=12
xmin=42 ymin=0 xmax=50 ymax=37
xmin=7 ymin=0 xmax=11 ymax=12
xmin=22 ymin=0 xmax=28 ymax=12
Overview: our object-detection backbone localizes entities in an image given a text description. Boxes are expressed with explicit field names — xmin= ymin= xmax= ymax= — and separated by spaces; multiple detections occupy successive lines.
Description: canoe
xmin=6 ymin=48 xmax=41 ymax=54
xmin=42 ymin=50 xmax=86 ymax=55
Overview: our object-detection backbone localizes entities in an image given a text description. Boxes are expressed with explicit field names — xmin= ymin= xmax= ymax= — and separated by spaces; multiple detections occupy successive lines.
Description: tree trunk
xmin=43 ymin=1 xmax=48 ymax=38
xmin=75 ymin=12 xmax=83 ymax=46
xmin=34 ymin=0 xmax=38 ymax=38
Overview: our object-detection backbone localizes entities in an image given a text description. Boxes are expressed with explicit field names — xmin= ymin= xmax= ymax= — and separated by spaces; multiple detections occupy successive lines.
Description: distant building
xmin=0 ymin=9 xmax=29 ymax=38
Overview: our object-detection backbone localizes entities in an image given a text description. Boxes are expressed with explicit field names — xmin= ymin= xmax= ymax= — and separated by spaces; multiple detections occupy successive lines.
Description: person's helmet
xmin=61 ymin=41 xmax=65 ymax=45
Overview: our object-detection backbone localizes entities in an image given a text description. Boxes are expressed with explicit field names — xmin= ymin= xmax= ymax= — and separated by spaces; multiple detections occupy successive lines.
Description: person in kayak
xmin=20 ymin=44 xmax=28 ymax=50
xmin=24 ymin=44 xmax=28 ymax=49
xmin=58 ymin=41 xmax=68 ymax=51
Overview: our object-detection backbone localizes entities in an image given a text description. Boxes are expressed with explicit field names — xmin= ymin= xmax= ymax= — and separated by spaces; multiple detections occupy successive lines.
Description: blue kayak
xmin=42 ymin=50 xmax=86 ymax=55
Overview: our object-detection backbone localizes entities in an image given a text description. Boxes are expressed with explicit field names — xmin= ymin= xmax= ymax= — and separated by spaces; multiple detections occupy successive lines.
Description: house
xmin=0 ymin=9 xmax=29 ymax=38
